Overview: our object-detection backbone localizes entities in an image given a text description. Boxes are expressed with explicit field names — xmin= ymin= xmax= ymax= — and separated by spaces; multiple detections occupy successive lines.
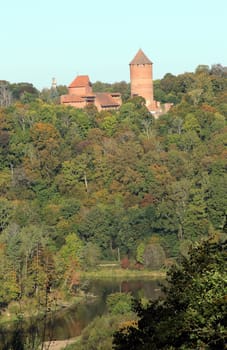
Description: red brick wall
xmin=130 ymin=63 xmax=154 ymax=106
xmin=69 ymin=85 xmax=92 ymax=96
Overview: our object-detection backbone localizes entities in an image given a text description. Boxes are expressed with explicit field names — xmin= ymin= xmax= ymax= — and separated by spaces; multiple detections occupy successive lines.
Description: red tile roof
xmin=95 ymin=93 xmax=120 ymax=107
xmin=82 ymin=93 xmax=96 ymax=97
xmin=130 ymin=49 xmax=153 ymax=65
xmin=69 ymin=75 xmax=91 ymax=88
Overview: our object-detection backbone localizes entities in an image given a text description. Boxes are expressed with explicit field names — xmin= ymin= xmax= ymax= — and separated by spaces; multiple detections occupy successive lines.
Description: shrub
xmin=106 ymin=292 xmax=133 ymax=315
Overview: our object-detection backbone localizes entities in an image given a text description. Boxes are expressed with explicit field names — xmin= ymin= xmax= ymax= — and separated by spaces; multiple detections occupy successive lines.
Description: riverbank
xmin=0 ymin=293 xmax=87 ymax=326
xmin=80 ymin=268 xmax=166 ymax=279
xmin=1 ymin=274 xmax=165 ymax=349
xmin=43 ymin=337 xmax=79 ymax=350
xmin=0 ymin=269 xmax=166 ymax=326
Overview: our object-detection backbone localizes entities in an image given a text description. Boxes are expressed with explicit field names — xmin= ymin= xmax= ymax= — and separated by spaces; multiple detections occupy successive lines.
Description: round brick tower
xmin=129 ymin=49 xmax=154 ymax=108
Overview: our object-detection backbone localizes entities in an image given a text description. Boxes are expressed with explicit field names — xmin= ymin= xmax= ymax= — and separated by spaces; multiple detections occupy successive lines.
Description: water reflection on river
xmin=49 ymin=278 xmax=164 ymax=340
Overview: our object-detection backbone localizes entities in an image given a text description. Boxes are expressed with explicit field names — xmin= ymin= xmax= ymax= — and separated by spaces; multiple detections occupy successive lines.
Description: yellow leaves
xmin=30 ymin=122 xmax=61 ymax=150
xmin=91 ymin=189 xmax=110 ymax=203
xmin=0 ymin=111 xmax=10 ymax=130
xmin=0 ymin=169 xmax=11 ymax=194
xmin=118 ymin=320 xmax=138 ymax=334
xmin=121 ymin=167 xmax=142 ymax=186
xmin=0 ymin=242 xmax=6 ymax=255
xmin=149 ymin=235 xmax=161 ymax=244
xmin=46 ymin=203 xmax=61 ymax=214
xmin=32 ymin=122 xmax=55 ymax=133
xmin=56 ymin=233 xmax=83 ymax=291
xmin=68 ymin=269 xmax=80 ymax=290
xmin=56 ymin=219 xmax=71 ymax=234
xmin=221 ymin=149 xmax=227 ymax=159
xmin=207 ymin=231 xmax=227 ymax=244
xmin=43 ymin=203 xmax=61 ymax=225
xmin=23 ymin=156 xmax=41 ymax=181
xmin=201 ymin=104 xmax=217 ymax=113
xmin=150 ymin=164 xmax=173 ymax=185
xmin=24 ymin=122 xmax=62 ymax=178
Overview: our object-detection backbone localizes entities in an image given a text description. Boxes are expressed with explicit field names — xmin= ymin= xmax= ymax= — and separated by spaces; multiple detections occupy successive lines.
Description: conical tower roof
xmin=69 ymin=75 xmax=91 ymax=88
xmin=130 ymin=49 xmax=153 ymax=65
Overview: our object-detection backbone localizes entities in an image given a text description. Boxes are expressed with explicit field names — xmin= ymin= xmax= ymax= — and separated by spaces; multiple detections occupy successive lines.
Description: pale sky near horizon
xmin=1 ymin=0 xmax=226 ymax=90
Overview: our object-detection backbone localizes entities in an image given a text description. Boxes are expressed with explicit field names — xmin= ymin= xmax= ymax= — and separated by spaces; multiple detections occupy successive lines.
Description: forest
xmin=0 ymin=64 xmax=226 ymax=347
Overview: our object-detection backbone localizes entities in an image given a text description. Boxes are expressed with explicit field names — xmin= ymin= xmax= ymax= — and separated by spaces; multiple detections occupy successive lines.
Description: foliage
xmin=0 ymin=244 xmax=20 ymax=306
xmin=67 ymin=291 xmax=135 ymax=350
xmin=143 ymin=243 xmax=166 ymax=269
xmin=92 ymin=80 xmax=130 ymax=102
xmin=82 ymin=242 xmax=101 ymax=268
xmin=0 ymin=65 xmax=226 ymax=311
xmin=113 ymin=239 xmax=227 ymax=349
xmin=107 ymin=292 xmax=133 ymax=315
xmin=136 ymin=242 xmax=145 ymax=264
xmin=70 ymin=314 xmax=132 ymax=350
xmin=56 ymin=233 xmax=83 ymax=290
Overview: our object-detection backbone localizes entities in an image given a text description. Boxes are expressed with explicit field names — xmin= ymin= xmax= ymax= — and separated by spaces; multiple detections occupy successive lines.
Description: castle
xmin=60 ymin=49 xmax=172 ymax=115
xmin=130 ymin=49 xmax=155 ymax=110
xmin=60 ymin=75 xmax=122 ymax=112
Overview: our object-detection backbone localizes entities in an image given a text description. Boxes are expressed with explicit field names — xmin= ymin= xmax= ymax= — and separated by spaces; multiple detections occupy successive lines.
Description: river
xmin=0 ymin=278 xmax=164 ymax=348
xmin=47 ymin=278 xmax=164 ymax=340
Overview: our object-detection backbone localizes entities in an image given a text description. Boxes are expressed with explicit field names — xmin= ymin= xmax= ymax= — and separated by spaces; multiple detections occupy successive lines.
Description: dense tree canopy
xmin=113 ymin=239 xmax=227 ymax=350
xmin=0 ymin=64 xmax=226 ymax=311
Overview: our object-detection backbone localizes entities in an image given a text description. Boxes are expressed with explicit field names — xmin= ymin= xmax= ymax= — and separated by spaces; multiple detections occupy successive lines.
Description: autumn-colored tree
xmin=25 ymin=122 xmax=62 ymax=181
xmin=0 ymin=243 xmax=20 ymax=306
xmin=56 ymin=233 xmax=83 ymax=290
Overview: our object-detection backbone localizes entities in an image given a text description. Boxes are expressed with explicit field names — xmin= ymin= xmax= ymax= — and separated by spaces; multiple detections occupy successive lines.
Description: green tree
xmin=58 ymin=153 xmax=93 ymax=195
xmin=208 ymin=174 xmax=227 ymax=230
xmin=143 ymin=242 xmax=166 ymax=269
xmin=99 ymin=114 xmax=118 ymax=136
xmin=25 ymin=244 xmax=54 ymax=300
xmin=182 ymin=113 xmax=201 ymax=134
xmin=9 ymin=82 xmax=39 ymax=101
xmin=114 ymin=239 xmax=227 ymax=350
xmin=0 ymin=243 xmax=20 ymax=306
xmin=107 ymin=292 xmax=133 ymax=315
xmin=184 ymin=184 xmax=209 ymax=239
xmin=78 ymin=206 xmax=121 ymax=257
xmin=0 ymin=197 xmax=14 ymax=232
xmin=136 ymin=242 xmax=145 ymax=264
xmin=27 ymin=122 xmax=62 ymax=180
xmin=56 ymin=233 xmax=83 ymax=290
xmin=82 ymin=242 xmax=101 ymax=268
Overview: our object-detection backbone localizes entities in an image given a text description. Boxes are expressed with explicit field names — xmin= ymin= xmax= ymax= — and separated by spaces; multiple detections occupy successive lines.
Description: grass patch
xmin=80 ymin=268 xmax=166 ymax=279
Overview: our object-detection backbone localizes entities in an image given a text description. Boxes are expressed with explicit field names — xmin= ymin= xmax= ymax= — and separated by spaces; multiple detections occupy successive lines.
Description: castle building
xmin=60 ymin=49 xmax=172 ymax=115
xmin=60 ymin=75 xmax=121 ymax=111
xmin=130 ymin=49 xmax=154 ymax=110
xmin=129 ymin=49 xmax=173 ymax=116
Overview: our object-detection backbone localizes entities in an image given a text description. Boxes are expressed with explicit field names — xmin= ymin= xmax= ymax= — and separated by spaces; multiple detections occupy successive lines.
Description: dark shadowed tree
xmin=113 ymin=238 xmax=227 ymax=350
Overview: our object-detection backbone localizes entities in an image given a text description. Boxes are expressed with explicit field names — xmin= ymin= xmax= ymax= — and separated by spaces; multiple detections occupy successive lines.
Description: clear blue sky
xmin=1 ymin=0 xmax=226 ymax=90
